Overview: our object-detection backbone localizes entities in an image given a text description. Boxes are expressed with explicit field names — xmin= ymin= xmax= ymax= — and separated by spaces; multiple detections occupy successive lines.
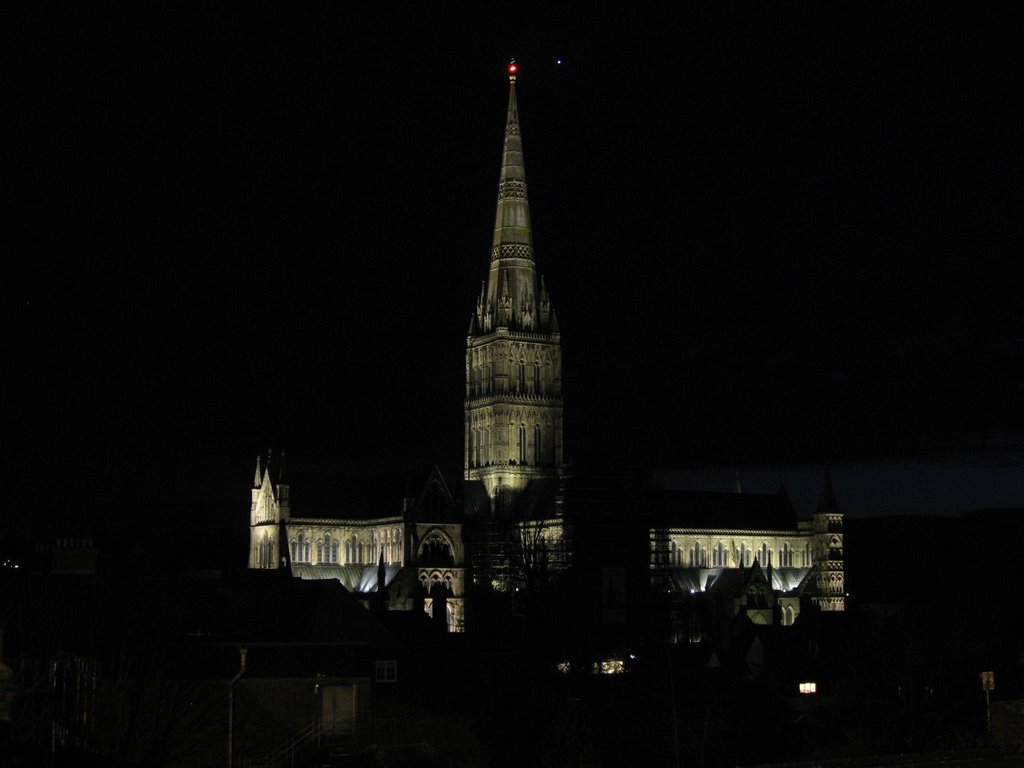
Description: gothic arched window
xmin=316 ymin=540 xmax=323 ymax=564
xmin=713 ymin=542 xmax=727 ymax=567
xmin=261 ymin=534 xmax=273 ymax=569
xmin=419 ymin=532 xmax=455 ymax=568
xmin=691 ymin=543 xmax=705 ymax=568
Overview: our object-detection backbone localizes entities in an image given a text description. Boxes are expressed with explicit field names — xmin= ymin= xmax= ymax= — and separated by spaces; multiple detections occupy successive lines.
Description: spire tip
xmin=508 ymin=59 xmax=518 ymax=82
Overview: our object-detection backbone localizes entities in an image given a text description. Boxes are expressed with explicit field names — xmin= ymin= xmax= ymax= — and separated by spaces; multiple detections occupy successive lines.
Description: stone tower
xmin=248 ymin=451 xmax=290 ymax=569
xmin=465 ymin=62 xmax=563 ymax=514
xmin=811 ymin=469 xmax=846 ymax=611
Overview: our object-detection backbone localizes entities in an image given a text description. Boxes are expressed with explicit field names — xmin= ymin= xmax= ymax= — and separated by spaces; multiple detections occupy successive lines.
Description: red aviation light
xmin=508 ymin=60 xmax=518 ymax=77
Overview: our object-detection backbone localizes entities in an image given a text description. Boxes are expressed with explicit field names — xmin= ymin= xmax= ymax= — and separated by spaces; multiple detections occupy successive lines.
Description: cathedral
xmin=247 ymin=63 xmax=844 ymax=633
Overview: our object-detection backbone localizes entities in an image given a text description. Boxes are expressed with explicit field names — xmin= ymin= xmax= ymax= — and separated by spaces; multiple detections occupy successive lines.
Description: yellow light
xmin=593 ymin=659 xmax=625 ymax=675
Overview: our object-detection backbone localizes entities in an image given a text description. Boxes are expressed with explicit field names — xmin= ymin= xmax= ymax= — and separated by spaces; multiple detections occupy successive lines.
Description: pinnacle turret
xmin=817 ymin=467 xmax=840 ymax=514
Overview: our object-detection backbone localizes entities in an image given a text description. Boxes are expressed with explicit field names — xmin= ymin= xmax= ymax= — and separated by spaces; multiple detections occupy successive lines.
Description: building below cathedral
xmin=247 ymin=63 xmax=844 ymax=635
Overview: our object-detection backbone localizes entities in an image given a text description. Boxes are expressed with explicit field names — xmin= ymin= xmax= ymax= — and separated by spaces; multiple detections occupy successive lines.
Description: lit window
xmin=375 ymin=660 xmax=398 ymax=683
xmin=799 ymin=681 xmax=817 ymax=695
xmin=555 ymin=661 xmax=571 ymax=674
xmin=592 ymin=659 xmax=625 ymax=675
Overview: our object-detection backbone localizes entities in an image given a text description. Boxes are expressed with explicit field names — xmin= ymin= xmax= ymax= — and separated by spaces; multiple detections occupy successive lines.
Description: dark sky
xmin=7 ymin=4 xmax=1022 ymax=534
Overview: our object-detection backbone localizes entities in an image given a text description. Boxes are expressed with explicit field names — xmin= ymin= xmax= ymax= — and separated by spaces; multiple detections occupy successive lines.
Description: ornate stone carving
xmin=498 ymin=179 xmax=528 ymax=200
xmin=491 ymin=243 xmax=534 ymax=262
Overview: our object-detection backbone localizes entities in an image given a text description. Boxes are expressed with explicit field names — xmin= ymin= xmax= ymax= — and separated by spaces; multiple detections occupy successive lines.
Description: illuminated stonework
xmin=464 ymin=73 xmax=563 ymax=506
xmin=651 ymin=473 xmax=846 ymax=616
xmin=248 ymin=454 xmax=289 ymax=569
xmin=245 ymin=70 xmax=845 ymax=638
xmin=664 ymin=530 xmax=815 ymax=570
xmin=248 ymin=457 xmax=467 ymax=632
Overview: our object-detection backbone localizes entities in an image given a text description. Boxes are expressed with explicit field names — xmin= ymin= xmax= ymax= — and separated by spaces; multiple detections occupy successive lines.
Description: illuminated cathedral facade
xmin=247 ymin=64 xmax=844 ymax=633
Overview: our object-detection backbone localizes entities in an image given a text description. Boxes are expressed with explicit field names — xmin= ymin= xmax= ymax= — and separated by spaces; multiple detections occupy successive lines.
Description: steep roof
xmin=291 ymin=563 xmax=401 ymax=593
xmin=658 ymin=489 xmax=799 ymax=531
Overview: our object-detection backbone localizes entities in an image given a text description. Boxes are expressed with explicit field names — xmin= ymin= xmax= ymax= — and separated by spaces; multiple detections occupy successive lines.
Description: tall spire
xmin=481 ymin=60 xmax=547 ymax=334
xmin=492 ymin=60 xmax=533 ymax=258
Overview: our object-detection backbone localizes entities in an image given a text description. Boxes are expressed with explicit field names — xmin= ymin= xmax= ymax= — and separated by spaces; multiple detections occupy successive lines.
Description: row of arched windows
xmin=289 ymin=528 xmax=403 ymax=566
xmin=468 ymin=355 xmax=552 ymax=398
xmin=469 ymin=423 xmax=553 ymax=467
xmin=666 ymin=540 xmax=813 ymax=568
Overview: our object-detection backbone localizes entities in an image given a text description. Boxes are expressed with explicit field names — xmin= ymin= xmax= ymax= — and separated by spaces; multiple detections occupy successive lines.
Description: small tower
xmin=464 ymin=61 xmax=564 ymax=515
xmin=810 ymin=468 xmax=845 ymax=611
xmin=248 ymin=451 xmax=291 ymax=569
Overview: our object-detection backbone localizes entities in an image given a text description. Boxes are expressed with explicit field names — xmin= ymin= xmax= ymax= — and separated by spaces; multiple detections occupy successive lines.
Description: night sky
xmin=7 ymin=4 xmax=1023 ymax=537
